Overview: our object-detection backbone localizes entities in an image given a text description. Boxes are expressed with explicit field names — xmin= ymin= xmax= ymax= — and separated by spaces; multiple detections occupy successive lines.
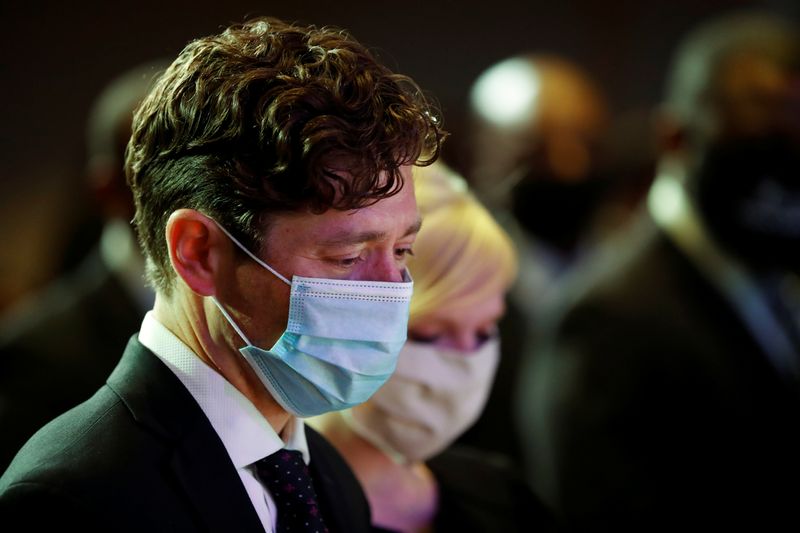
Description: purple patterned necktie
xmin=255 ymin=449 xmax=329 ymax=533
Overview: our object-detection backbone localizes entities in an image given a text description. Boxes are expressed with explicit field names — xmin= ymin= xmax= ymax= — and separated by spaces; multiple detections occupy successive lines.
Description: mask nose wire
xmin=211 ymin=219 xmax=293 ymax=286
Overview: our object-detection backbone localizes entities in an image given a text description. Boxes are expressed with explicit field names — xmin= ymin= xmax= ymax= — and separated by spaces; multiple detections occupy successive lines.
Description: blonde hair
xmin=408 ymin=161 xmax=518 ymax=325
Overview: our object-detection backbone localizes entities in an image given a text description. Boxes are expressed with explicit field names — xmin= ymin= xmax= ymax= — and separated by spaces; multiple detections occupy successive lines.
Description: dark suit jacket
xmin=0 ymin=337 xmax=372 ymax=532
xmin=0 ymin=248 xmax=143 ymax=470
xmin=428 ymin=445 xmax=558 ymax=532
xmin=368 ymin=445 xmax=558 ymax=533
xmin=518 ymin=215 xmax=800 ymax=532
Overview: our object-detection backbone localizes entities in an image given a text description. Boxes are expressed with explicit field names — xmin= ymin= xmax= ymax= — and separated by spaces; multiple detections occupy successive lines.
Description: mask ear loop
xmin=210 ymin=219 xmax=292 ymax=286
xmin=206 ymin=217 xmax=291 ymax=347
xmin=211 ymin=297 xmax=255 ymax=347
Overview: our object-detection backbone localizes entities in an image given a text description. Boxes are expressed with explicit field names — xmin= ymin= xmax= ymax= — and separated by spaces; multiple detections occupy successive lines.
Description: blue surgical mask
xmin=211 ymin=223 xmax=413 ymax=418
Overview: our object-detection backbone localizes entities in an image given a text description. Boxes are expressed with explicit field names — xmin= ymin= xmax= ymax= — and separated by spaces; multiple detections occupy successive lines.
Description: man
xmin=0 ymin=17 xmax=444 ymax=532
xmin=467 ymin=54 xmax=612 ymax=275
xmin=517 ymin=11 xmax=800 ymax=532
xmin=0 ymin=60 xmax=163 ymax=471
xmin=458 ymin=54 xmax=614 ymax=465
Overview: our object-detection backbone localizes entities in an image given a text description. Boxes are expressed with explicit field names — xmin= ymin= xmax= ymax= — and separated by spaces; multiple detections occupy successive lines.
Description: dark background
xmin=1 ymin=0 xmax=797 ymax=311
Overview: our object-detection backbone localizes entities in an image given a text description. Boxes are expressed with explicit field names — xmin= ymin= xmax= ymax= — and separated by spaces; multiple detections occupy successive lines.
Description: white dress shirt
xmin=138 ymin=311 xmax=310 ymax=533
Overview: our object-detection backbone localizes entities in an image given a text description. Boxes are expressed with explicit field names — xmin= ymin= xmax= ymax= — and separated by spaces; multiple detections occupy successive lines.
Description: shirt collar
xmin=138 ymin=311 xmax=310 ymax=467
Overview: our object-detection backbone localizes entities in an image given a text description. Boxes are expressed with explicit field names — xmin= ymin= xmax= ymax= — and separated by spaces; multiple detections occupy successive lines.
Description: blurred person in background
xmin=517 ymin=11 xmax=800 ymax=532
xmin=0 ymin=61 xmax=163 ymax=471
xmin=309 ymin=161 xmax=555 ymax=532
xmin=468 ymin=53 xmax=613 ymax=295
xmin=459 ymin=54 xmax=639 ymax=466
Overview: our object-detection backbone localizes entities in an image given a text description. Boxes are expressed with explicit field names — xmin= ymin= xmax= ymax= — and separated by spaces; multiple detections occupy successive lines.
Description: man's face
xmin=228 ymin=164 xmax=420 ymax=349
xmin=691 ymin=50 xmax=800 ymax=270
xmin=709 ymin=51 xmax=800 ymax=143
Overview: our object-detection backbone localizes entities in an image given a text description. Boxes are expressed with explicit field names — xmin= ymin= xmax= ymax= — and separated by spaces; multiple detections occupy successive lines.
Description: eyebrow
xmin=319 ymin=216 xmax=423 ymax=247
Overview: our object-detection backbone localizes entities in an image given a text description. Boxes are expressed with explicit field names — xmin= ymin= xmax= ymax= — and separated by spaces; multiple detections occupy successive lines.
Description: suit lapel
xmin=169 ymin=420 xmax=265 ymax=531
xmin=108 ymin=338 xmax=265 ymax=531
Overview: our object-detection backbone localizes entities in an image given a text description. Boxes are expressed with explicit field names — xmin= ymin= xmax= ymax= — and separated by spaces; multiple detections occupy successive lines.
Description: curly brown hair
xmin=125 ymin=17 xmax=445 ymax=293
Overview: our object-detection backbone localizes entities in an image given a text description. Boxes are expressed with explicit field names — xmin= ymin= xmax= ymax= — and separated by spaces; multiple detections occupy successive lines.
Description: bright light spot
xmin=470 ymin=58 xmax=540 ymax=127
xmin=648 ymin=175 xmax=684 ymax=223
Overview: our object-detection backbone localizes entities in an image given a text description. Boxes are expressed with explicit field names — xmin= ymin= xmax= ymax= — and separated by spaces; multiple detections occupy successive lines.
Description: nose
xmin=365 ymin=254 xmax=405 ymax=283
xmin=446 ymin=331 xmax=481 ymax=352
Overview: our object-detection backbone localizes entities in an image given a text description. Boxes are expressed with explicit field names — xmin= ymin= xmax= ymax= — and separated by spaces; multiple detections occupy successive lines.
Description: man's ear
xmin=165 ymin=209 xmax=227 ymax=296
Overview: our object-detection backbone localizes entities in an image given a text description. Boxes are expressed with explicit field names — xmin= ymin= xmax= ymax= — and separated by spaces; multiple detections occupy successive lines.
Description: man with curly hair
xmin=0 ymin=17 xmax=444 ymax=532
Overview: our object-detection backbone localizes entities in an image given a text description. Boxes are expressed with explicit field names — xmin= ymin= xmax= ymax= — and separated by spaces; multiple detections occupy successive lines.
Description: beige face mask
xmin=344 ymin=337 xmax=501 ymax=463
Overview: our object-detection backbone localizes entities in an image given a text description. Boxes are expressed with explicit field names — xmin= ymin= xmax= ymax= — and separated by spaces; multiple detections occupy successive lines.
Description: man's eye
xmin=395 ymin=247 xmax=414 ymax=259
xmin=336 ymin=256 xmax=364 ymax=267
xmin=476 ymin=331 xmax=493 ymax=346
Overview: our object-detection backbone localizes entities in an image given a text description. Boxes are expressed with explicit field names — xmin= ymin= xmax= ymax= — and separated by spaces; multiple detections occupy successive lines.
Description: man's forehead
xmin=316 ymin=215 xmax=423 ymax=247
xmin=266 ymin=187 xmax=421 ymax=247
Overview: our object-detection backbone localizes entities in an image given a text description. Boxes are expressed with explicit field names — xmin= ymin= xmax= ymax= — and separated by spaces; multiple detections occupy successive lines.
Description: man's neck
xmin=152 ymin=292 xmax=292 ymax=435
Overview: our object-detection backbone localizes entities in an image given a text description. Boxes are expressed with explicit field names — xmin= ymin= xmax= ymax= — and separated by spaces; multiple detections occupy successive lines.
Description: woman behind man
xmin=309 ymin=161 xmax=555 ymax=532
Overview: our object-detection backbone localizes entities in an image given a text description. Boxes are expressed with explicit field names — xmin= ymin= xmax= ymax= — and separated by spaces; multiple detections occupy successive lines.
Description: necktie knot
xmin=256 ymin=449 xmax=329 ymax=533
